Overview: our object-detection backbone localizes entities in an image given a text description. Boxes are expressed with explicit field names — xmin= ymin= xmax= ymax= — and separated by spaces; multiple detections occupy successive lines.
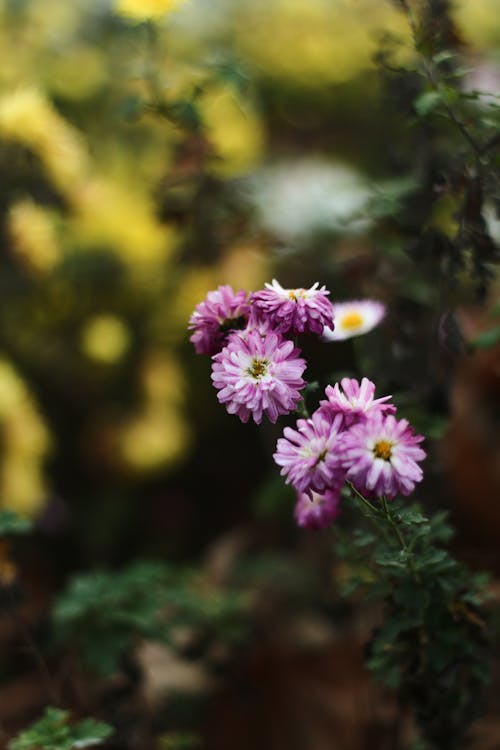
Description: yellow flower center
xmin=341 ymin=311 xmax=364 ymax=330
xmin=313 ymin=448 xmax=327 ymax=467
xmin=247 ymin=358 xmax=269 ymax=379
xmin=373 ymin=440 xmax=393 ymax=461
xmin=288 ymin=288 xmax=306 ymax=301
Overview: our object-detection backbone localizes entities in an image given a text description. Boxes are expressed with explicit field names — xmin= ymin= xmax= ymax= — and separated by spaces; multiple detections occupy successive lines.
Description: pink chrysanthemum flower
xmin=319 ymin=377 xmax=395 ymax=427
xmin=342 ymin=412 xmax=426 ymax=499
xmin=229 ymin=308 xmax=275 ymax=340
xmin=322 ymin=300 xmax=385 ymax=341
xmin=274 ymin=410 xmax=346 ymax=495
xmin=188 ymin=285 xmax=251 ymax=355
xmin=251 ymin=279 xmax=334 ymax=336
xmin=294 ymin=488 xmax=341 ymax=531
xmin=211 ymin=330 xmax=306 ymax=424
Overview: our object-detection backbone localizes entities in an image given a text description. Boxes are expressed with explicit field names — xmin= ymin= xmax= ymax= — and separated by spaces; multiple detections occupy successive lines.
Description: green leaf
xmin=432 ymin=50 xmax=458 ymax=65
xmin=399 ymin=510 xmax=428 ymax=526
xmin=352 ymin=528 xmax=377 ymax=547
xmin=9 ymin=708 xmax=112 ymax=750
xmin=472 ymin=326 xmax=500 ymax=349
xmin=71 ymin=718 xmax=113 ymax=748
xmin=0 ymin=510 xmax=32 ymax=537
xmin=374 ymin=551 xmax=408 ymax=570
xmin=53 ymin=560 xmax=250 ymax=675
xmin=303 ymin=380 xmax=320 ymax=395
xmin=414 ymin=90 xmax=443 ymax=116
xmin=169 ymin=100 xmax=202 ymax=131
xmin=366 ymin=175 xmax=419 ymax=218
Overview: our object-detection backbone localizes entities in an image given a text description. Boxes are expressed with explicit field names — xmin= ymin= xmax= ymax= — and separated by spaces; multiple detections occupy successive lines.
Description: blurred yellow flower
xmin=8 ymin=199 xmax=60 ymax=274
xmin=0 ymin=88 xmax=89 ymax=195
xmin=0 ymin=360 xmax=51 ymax=517
xmin=235 ymin=0 xmax=412 ymax=87
xmin=71 ymin=176 xmax=176 ymax=267
xmin=44 ymin=46 xmax=107 ymax=101
xmin=1 ymin=460 xmax=48 ymax=518
xmin=25 ymin=0 xmax=81 ymax=44
xmin=141 ymin=353 xmax=185 ymax=405
xmin=90 ymin=350 xmax=190 ymax=476
xmin=199 ymin=86 xmax=265 ymax=176
xmin=166 ymin=267 xmax=218 ymax=342
xmin=451 ymin=0 xmax=500 ymax=50
xmin=115 ymin=0 xmax=185 ymax=22
xmin=218 ymin=243 xmax=270 ymax=292
xmin=118 ymin=406 xmax=190 ymax=473
xmin=0 ymin=362 xmax=26 ymax=416
xmin=81 ymin=315 xmax=131 ymax=364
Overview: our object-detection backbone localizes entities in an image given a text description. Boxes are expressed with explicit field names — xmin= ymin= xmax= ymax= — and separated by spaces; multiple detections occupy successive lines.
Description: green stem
xmin=380 ymin=495 xmax=422 ymax=583
xmin=380 ymin=495 xmax=407 ymax=551
xmin=347 ymin=482 xmax=393 ymax=547
xmin=348 ymin=484 xmax=423 ymax=584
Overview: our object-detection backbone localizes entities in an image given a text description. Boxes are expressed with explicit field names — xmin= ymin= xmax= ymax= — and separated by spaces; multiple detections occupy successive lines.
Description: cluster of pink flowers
xmin=275 ymin=376 xmax=425 ymax=527
xmin=189 ymin=280 xmax=333 ymax=424
xmin=189 ymin=281 xmax=425 ymax=529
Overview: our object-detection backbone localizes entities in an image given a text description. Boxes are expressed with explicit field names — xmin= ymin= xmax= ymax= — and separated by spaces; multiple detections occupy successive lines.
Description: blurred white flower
xmin=462 ymin=59 xmax=500 ymax=108
xmin=323 ymin=299 xmax=386 ymax=341
xmin=244 ymin=158 xmax=374 ymax=241
xmin=483 ymin=202 xmax=500 ymax=247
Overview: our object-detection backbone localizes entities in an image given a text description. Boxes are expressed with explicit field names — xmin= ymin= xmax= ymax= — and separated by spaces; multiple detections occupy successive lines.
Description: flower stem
xmin=380 ymin=495 xmax=407 ymax=551
xmin=347 ymin=482 xmax=393 ymax=547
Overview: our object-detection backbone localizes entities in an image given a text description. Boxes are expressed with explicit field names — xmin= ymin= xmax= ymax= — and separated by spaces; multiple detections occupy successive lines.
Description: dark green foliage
xmin=53 ymin=561 xmax=250 ymax=675
xmin=337 ymin=497 xmax=490 ymax=750
xmin=9 ymin=707 xmax=112 ymax=750
xmin=366 ymin=176 xmax=419 ymax=218
xmin=399 ymin=0 xmax=500 ymax=303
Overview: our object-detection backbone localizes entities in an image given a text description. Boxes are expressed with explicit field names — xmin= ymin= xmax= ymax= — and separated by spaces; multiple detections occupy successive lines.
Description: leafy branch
xmin=53 ymin=561 xmax=251 ymax=675
xmin=337 ymin=490 xmax=490 ymax=750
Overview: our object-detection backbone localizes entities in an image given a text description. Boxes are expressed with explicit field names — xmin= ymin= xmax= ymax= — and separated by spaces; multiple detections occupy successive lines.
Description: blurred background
xmin=0 ymin=0 xmax=499 ymax=748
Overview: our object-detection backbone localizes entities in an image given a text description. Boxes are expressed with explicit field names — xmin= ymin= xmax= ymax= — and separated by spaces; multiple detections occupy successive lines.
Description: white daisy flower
xmin=322 ymin=300 xmax=386 ymax=341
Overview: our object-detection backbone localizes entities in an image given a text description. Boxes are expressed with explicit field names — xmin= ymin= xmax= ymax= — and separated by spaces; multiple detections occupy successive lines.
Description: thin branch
xmin=397 ymin=0 xmax=484 ymax=161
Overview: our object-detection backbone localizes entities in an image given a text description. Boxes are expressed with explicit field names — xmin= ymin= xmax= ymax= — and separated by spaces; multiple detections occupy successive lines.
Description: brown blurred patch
xmin=203 ymin=613 xmax=415 ymax=750
xmin=442 ymin=305 xmax=500 ymax=569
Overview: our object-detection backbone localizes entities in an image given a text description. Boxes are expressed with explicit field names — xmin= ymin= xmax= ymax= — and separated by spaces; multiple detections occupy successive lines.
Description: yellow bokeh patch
xmin=0 ymin=360 xmax=51 ymax=517
xmin=199 ymin=86 xmax=265 ymax=177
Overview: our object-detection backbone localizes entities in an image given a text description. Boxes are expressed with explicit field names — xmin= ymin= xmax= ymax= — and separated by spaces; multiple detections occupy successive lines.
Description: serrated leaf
xmin=400 ymin=510 xmax=428 ymax=525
